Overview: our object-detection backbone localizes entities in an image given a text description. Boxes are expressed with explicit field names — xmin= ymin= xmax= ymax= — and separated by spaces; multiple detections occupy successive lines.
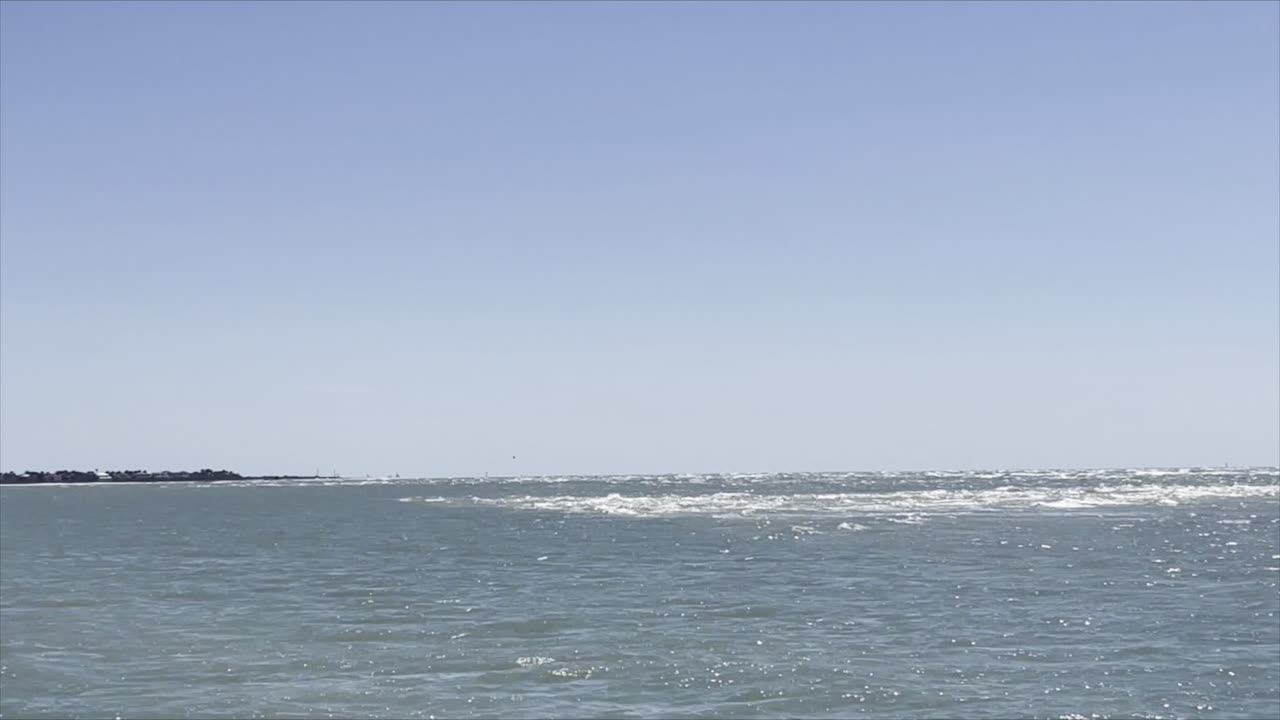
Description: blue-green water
xmin=2 ymin=469 xmax=1277 ymax=719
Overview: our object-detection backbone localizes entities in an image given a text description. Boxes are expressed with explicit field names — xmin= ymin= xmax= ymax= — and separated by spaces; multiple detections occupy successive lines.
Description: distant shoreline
xmin=0 ymin=470 xmax=341 ymax=485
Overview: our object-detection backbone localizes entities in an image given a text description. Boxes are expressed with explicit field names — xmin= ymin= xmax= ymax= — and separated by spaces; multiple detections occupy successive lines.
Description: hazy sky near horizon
xmin=1 ymin=1 xmax=1277 ymax=476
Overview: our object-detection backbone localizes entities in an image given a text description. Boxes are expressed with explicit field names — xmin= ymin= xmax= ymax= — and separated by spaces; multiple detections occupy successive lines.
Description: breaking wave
xmin=397 ymin=477 xmax=1278 ymax=519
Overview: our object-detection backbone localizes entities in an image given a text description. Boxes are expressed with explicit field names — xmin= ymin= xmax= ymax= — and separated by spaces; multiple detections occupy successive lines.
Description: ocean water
xmin=1 ymin=468 xmax=1277 ymax=719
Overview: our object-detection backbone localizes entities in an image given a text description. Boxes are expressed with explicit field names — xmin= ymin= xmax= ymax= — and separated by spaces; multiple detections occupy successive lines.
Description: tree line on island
xmin=0 ymin=469 xmax=338 ymax=484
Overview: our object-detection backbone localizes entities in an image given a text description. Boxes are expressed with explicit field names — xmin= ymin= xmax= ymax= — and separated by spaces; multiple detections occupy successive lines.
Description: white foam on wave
xmin=1039 ymin=498 xmax=1098 ymax=509
xmin=459 ymin=482 xmax=1278 ymax=519
xmin=516 ymin=656 xmax=555 ymax=667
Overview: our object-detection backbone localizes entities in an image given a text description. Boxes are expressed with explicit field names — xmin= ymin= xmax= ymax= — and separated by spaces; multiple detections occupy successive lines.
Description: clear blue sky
xmin=2 ymin=1 xmax=1277 ymax=476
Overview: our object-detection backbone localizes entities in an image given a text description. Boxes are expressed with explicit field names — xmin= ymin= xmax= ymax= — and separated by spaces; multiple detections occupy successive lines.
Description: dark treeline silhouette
xmin=0 ymin=469 xmax=244 ymax=485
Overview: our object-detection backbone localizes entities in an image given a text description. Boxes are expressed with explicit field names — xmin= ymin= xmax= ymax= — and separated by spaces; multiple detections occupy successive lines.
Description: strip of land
xmin=0 ymin=470 xmax=340 ymax=485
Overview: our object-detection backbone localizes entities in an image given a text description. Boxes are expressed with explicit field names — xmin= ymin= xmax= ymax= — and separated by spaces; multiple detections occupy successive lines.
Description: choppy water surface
xmin=2 ymin=468 xmax=1277 ymax=719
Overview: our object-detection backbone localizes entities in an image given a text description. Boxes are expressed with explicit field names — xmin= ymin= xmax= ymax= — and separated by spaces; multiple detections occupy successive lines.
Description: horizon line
xmin=4 ymin=463 xmax=1278 ymax=480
